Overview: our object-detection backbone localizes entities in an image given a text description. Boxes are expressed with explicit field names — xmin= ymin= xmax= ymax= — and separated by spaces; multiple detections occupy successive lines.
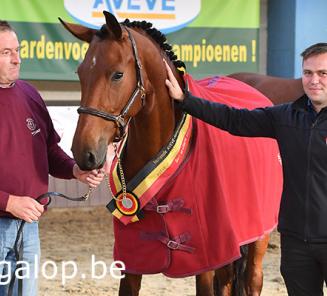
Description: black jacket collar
xmin=292 ymin=94 xmax=327 ymax=114
xmin=291 ymin=94 xmax=310 ymax=112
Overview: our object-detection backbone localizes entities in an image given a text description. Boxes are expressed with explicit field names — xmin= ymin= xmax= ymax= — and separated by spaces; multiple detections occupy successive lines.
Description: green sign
xmin=0 ymin=0 xmax=260 ymax=80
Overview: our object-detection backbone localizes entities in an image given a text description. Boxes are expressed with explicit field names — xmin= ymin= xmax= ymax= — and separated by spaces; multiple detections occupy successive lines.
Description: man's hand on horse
xmin=164 ymin=59 xmax=185 ymax=101
xmin=73 ymin=164 xmax=105 ymax=188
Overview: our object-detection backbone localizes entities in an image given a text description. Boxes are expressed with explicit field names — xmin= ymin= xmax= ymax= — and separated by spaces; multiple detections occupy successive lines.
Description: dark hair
xmin=96 ymin=19 xmax=185 ymax=70
xmin=301 ymin=43 xmax=327 ymax=60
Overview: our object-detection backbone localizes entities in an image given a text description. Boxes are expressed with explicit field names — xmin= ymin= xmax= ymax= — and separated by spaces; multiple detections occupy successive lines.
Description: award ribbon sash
xmin=107 ymin=113 xmax=193 ymax=225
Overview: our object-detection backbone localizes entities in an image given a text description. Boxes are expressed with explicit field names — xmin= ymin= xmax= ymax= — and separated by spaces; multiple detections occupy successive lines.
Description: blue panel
xmin=294 ymin=0 xmax=327 ymax=77
xmin=267 ymin=0 xmax=327 ymax=78
xmin=267 ymin=0 xmax=296 ymax=77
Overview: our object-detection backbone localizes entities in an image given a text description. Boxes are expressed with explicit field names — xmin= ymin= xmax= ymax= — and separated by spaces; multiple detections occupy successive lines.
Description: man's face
xmin=302 ymin=52 xmax=327 ymax=111
xmin=0 ymin=30 xmax=20 ymax=86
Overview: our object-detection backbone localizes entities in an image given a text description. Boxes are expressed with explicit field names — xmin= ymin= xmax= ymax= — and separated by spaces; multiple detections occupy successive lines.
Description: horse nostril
xmin=78 ymin=151 xmax=97 ymax=170
xmin=86 ymin=152 xmax=96 ymax=169
xmin=74 ymin=142 xmax=107 ymax=170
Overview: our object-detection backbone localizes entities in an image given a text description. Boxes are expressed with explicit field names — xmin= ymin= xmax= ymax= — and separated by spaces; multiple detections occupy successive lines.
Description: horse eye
xmin=112 ymin=72 xmax=123 ymax=81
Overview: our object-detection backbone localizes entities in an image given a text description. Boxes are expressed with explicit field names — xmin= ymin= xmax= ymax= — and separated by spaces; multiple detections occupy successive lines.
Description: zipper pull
xmin=312 ymin=119 xmax=318 ymax=128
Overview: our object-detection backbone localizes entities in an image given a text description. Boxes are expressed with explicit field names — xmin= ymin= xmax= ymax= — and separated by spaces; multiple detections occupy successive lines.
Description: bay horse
xmin=228 ymin=72 xmax=304 ymax=105
xmin=59 ymin=11 xmax=301 ymax=296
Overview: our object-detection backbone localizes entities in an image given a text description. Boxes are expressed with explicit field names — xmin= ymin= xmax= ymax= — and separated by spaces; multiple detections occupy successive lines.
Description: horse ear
xmin=103 ymin=11 xmax=122 ymax=40
xmin=58 ymin=17 xmax=96 ymax=43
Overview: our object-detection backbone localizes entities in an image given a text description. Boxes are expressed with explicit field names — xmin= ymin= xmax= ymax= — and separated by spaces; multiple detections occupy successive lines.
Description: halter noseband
xmin=77 ymin=27 xmax=146 ymax=141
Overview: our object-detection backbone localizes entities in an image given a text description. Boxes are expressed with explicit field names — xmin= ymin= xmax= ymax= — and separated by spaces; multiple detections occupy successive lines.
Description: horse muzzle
xmin=72 ymin=137 xmax=107 ymax=171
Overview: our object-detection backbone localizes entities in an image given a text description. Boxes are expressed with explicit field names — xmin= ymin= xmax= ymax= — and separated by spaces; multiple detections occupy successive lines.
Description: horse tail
xmin=232 ymin=245 xmax=248 ymax=295
xmin=213 ymin=245 xmax=248 ymax=296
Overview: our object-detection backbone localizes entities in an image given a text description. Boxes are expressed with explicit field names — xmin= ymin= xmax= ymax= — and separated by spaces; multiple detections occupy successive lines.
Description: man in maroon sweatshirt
xmin=0 ymin=21 xmax=104 ymax=295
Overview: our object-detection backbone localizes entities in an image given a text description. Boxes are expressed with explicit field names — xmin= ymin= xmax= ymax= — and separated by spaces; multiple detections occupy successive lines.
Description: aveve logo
xmin=64 ymin=0 xmax=201 ymax=34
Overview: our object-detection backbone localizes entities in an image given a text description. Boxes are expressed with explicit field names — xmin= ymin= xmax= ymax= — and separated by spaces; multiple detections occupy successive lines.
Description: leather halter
xmin=77 ymin=27 xmax=146 ymax=141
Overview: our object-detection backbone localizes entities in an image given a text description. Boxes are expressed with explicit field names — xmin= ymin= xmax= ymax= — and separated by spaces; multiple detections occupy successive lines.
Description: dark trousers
xmin=280 ymin=234 xmax=327 ymax=296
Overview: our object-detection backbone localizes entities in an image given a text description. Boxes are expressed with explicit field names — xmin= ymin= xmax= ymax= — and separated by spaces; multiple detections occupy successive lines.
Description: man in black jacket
xmin=165 ymin=43 xmax=327 ymax=296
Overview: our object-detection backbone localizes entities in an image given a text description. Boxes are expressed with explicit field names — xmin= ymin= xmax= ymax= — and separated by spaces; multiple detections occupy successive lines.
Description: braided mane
xmin=122 ymin=19 xmax=186 ymax=70
xmin=95 ymin=19 xmax=185 ymax=71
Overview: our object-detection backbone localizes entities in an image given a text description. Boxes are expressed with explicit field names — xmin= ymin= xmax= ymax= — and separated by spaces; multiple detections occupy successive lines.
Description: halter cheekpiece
xmin=77 ymin=27 xmax=146 ymax=141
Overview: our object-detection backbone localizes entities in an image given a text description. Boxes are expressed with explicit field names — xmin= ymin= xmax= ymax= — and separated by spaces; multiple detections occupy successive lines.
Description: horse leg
xmin=213 ymin=264 xmax=234 ymax=296
xmin=196 ymin=271 xmax=215 ymax=296
xmin=118 ymin=273 xmax=143 ymax=296
xmin=244 ymin=234 xmax=269 ymax=296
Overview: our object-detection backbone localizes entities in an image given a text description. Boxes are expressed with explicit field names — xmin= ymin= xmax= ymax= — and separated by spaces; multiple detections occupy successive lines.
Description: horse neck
xmin=122 ymin=46 xmax=180 ymax=180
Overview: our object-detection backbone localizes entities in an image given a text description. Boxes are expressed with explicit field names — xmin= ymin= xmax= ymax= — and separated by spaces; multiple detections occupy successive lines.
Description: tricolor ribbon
xmin=106 ymin=113 xmax=193 ymax=225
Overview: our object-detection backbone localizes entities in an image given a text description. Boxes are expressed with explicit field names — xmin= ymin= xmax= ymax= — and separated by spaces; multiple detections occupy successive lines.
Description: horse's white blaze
xmin=91 ymin=56 xmax=96 ymax=69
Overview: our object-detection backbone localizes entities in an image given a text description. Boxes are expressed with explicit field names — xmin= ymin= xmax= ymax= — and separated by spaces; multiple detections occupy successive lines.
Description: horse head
xmin=60 ymin=11 xmax=185 ymax=174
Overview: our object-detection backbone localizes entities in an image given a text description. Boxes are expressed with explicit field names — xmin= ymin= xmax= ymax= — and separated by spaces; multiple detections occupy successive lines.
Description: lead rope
xmin=7 ymin=186 xmax=94 ymax=296
xmin=8 ymin=150 xmax=125 ymax=296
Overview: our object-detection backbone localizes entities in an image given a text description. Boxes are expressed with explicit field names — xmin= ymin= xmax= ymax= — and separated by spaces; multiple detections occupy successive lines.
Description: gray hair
xmin=0 ymin=20 xmax=14 ymax=33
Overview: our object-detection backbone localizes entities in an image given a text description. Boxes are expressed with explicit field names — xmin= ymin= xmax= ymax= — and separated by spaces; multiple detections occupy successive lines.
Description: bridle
xmin=77 ymin=27 xmax=146 ymax=141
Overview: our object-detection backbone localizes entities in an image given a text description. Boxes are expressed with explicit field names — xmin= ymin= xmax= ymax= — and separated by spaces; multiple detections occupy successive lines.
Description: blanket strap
xmin=144 ymin=198 xmax=192 ymax=215
xmin=141 ymin=231 xmax=195 ymax=253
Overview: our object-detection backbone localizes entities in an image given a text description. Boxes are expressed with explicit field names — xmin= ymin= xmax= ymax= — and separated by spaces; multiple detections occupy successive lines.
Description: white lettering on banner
xmin=64 ymin=0 xmax=201 ymax=33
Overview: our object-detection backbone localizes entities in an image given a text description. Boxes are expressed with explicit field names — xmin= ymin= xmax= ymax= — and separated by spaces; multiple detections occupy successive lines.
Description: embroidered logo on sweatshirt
xmin=26 ymin=118 xmax=40 ymax=136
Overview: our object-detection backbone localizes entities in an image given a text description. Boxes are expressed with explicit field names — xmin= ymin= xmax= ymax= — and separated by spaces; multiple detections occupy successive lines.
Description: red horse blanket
xmin=112 ymin=75 xmax=283 ymax=277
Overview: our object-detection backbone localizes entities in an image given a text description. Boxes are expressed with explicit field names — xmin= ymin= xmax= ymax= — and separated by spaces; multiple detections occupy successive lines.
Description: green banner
xmin=0 ymin=0 xmax=260 ymax=81
xmin=169 ymin=28 xmax=258 ymax=78
xmin=14 ymin=22 xmax=87 ymax=80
